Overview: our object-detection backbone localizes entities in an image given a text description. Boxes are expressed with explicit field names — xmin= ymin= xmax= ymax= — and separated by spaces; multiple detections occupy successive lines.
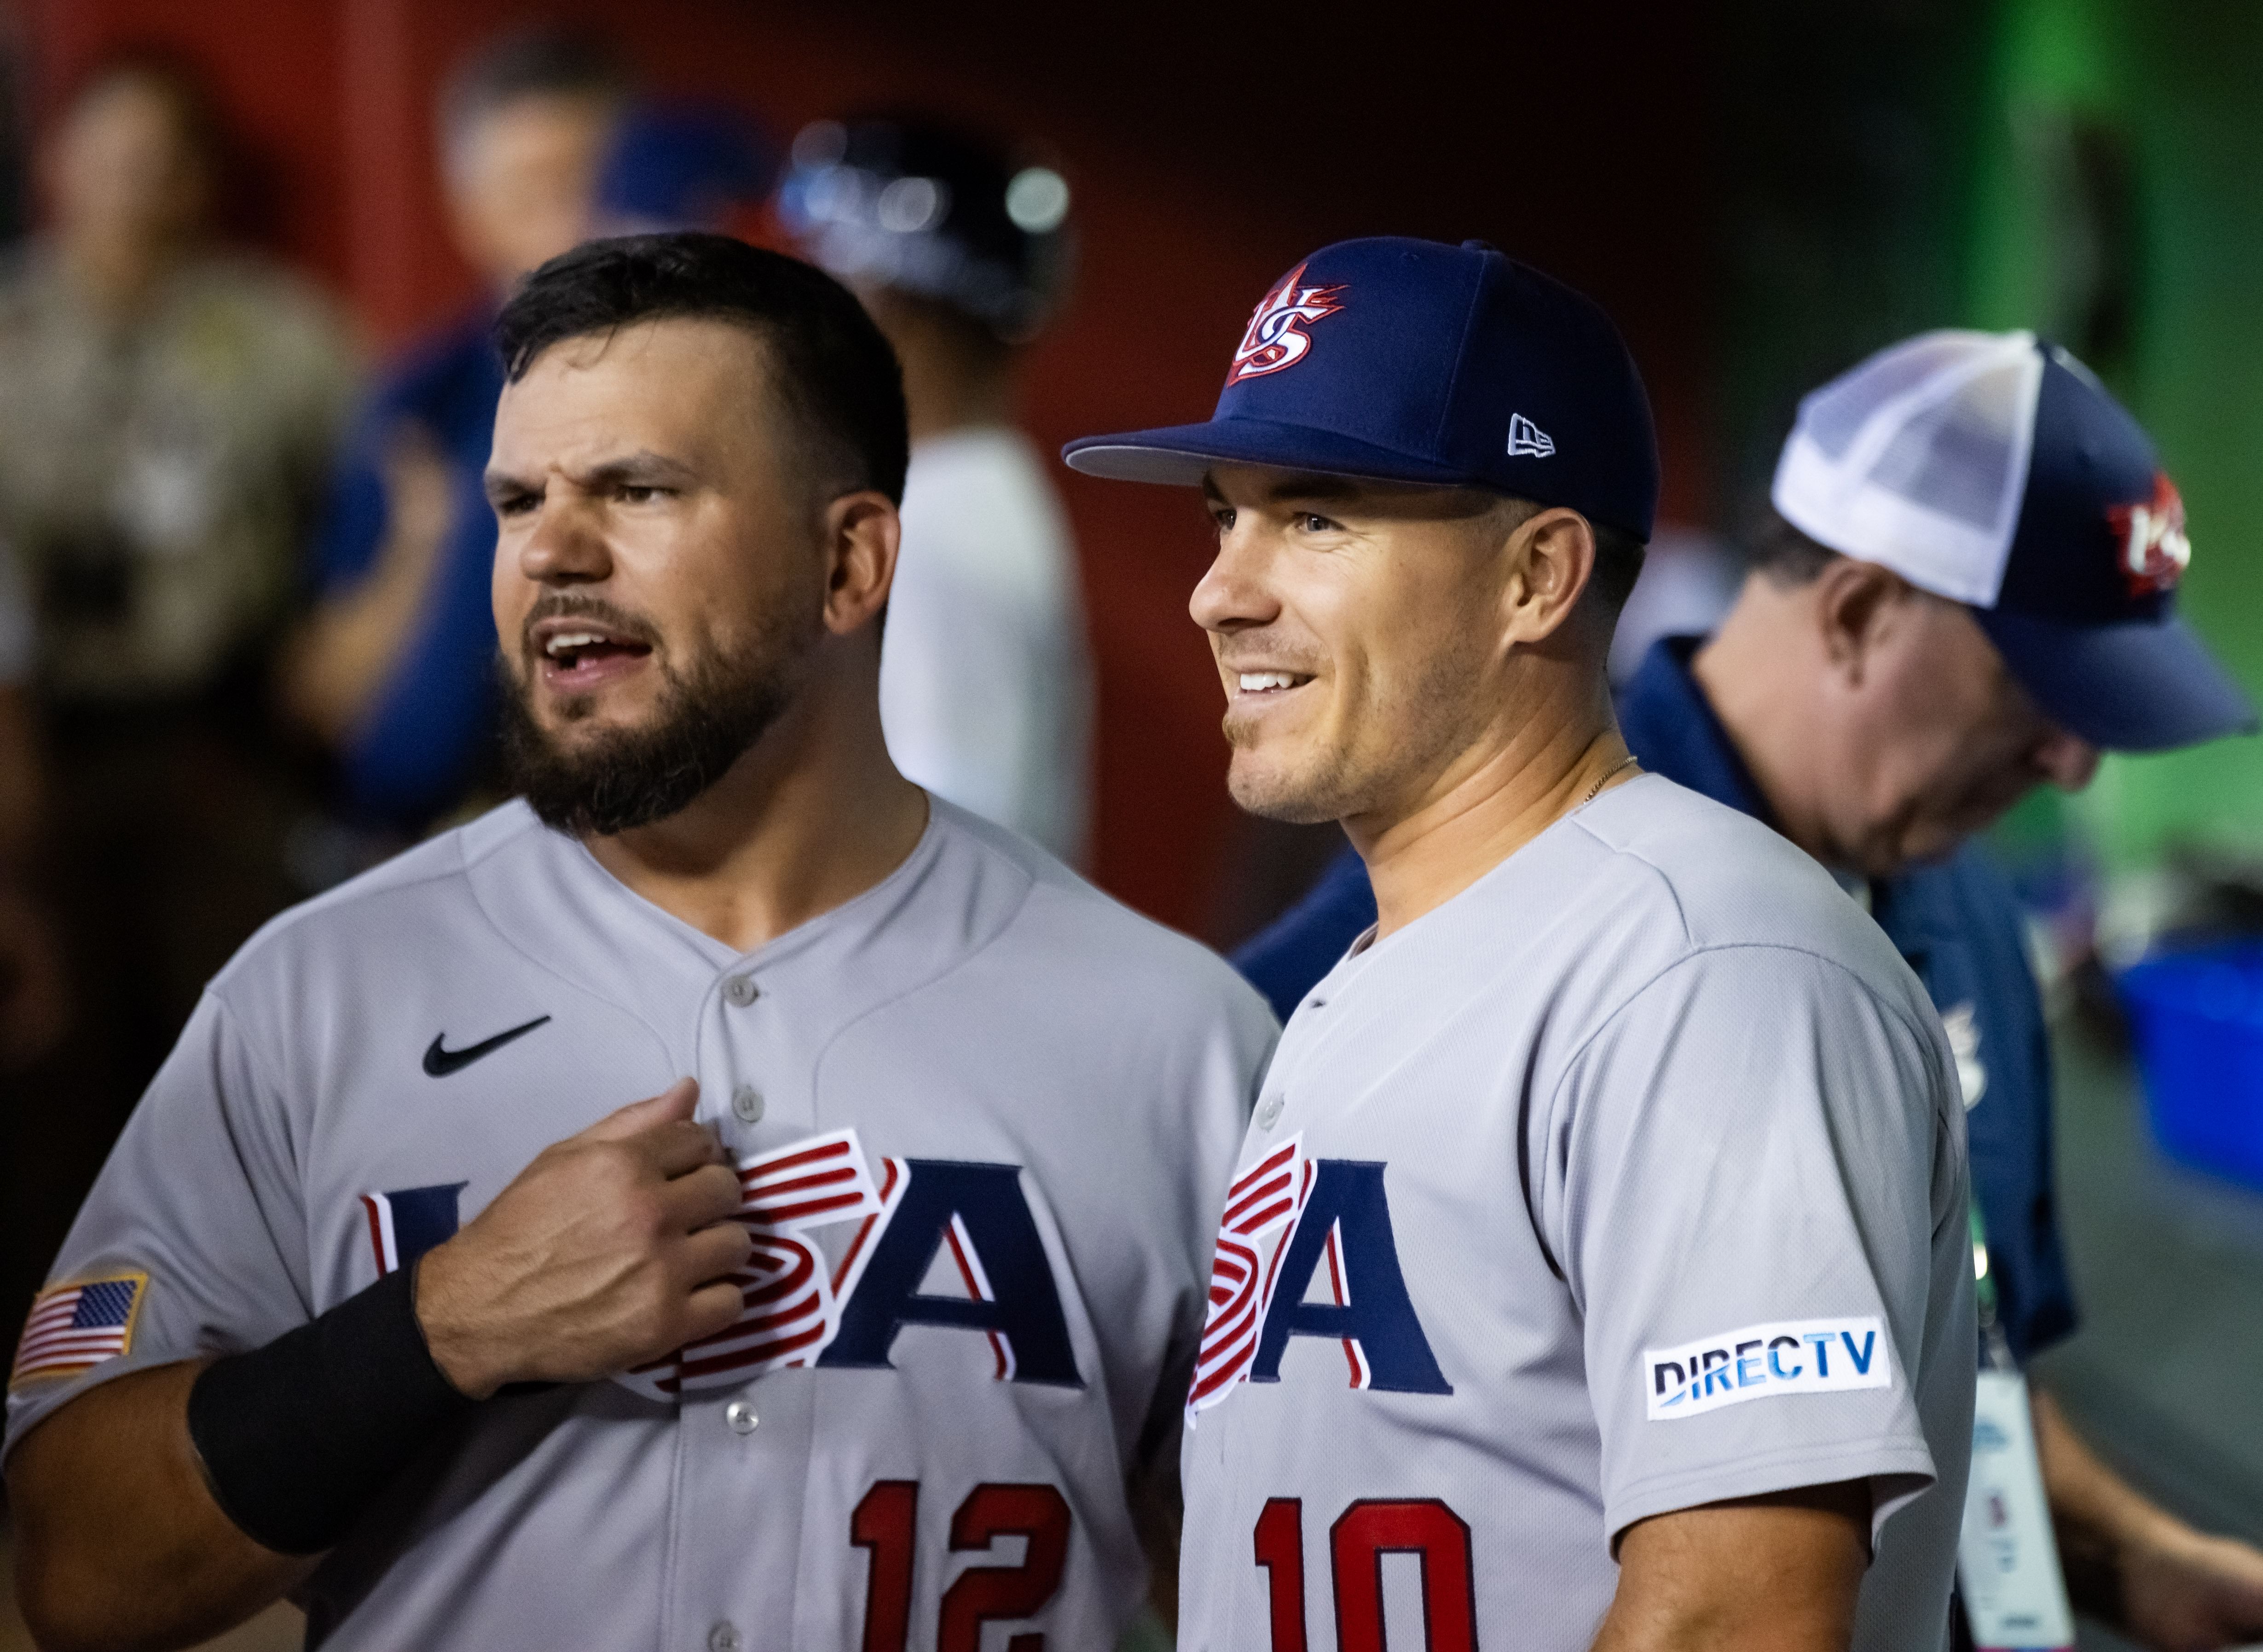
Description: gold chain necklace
xmin=1582 ymin=753 xmax=1641 ymax=807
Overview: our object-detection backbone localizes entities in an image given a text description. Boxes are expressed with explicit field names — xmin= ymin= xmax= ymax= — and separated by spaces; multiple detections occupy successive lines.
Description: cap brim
xmin=1063 ymin=416 xmax=1476 ymax=488
xmin=1974 ymin=607 xmax=2258 ymax=752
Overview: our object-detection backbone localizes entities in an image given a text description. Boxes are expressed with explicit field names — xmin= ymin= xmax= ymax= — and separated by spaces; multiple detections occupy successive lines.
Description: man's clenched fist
xmin=415 ymin=1080 xmax=751 ymax=1398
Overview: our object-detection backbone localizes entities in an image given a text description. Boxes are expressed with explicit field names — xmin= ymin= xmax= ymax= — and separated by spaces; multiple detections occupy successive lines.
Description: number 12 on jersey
xmin=852 ymin=1480 xmax=1071 ymax=1652
xmin=1255 ymin=1497 xmax=1477 ymax=1652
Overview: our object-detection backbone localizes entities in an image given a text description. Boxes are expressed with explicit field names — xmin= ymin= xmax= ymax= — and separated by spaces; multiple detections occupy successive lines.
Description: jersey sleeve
xmin=1547 ymin=943 xmax=1968 ymax=1548
xmin=4 ymin=992 xmax=313 ymax=1460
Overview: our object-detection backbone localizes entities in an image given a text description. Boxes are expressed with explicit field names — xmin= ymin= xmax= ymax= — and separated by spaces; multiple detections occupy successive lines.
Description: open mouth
xmin=1234 ymin=670 xmax=1315 ymax=697
xmin=532 ymin=617 xmax=656 ymax=691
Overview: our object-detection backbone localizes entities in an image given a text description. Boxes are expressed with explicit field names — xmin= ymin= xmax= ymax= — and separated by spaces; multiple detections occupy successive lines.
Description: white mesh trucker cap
xmin=1770 ymin=330 xmax=2254 ymax=751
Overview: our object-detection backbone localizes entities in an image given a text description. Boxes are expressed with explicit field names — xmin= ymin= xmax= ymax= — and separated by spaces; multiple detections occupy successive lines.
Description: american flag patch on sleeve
xmin=10 ymin=1273 xmax=147 ymax=1388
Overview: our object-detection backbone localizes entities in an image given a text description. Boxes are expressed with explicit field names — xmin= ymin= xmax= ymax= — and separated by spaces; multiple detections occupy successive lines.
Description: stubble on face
xmin=1218 ymin=494 xmax=1509 ymax=827
xmin=1221 ymin=584 xmax=1497 ymax=826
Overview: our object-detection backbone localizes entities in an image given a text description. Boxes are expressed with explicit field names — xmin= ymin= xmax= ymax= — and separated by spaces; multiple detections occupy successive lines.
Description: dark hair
xmin=1585 ymin=520 xmax=1649 ymax=616
xmin=439 ymin=28 xmax=623 ymax=154
xmin=1744 ymin=502 xmax=1843 ymax=586
xmin=496 ymin=232 xmax=910 ymax=505
xmin=1498 ymin=496 xmax=1647 ymax=620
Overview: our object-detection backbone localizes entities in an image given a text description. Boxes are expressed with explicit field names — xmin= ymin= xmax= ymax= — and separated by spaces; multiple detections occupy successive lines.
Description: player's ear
xmin=1499 ymin=507 xmax=1597 ymax=652
xmin=818 ymin=490 xmax=900 ymax=637
xmin=1812 ymin=558 xmax=1908 ymax=686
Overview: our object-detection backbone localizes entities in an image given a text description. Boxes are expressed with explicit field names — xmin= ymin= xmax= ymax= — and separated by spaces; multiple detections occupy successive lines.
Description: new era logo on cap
xmin=1507 ymin=413 xmax=1555 ymax=458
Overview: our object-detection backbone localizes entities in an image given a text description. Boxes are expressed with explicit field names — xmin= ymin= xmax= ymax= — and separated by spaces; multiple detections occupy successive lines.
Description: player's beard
xmin=498 ymin=600 xmax=824 ymax=838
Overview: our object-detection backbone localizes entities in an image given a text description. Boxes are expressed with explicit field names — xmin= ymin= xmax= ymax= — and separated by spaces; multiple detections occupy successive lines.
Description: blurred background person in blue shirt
xmin=781 ymin=117 xmax=1092 ymax=865
xmin=281 ymin=30 xmax=625 ymax=848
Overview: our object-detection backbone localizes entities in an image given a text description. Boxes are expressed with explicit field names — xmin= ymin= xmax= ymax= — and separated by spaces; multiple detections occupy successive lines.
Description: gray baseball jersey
xmin=5 ymin=798 xmax=1276 ymax=1652
xmin=1179 ymin=775 xmax=1974 ymax=1652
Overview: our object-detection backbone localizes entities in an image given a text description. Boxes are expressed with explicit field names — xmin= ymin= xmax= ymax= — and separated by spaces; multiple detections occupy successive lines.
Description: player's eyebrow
xmin=576 ymin=451 xmax=702 ymax=492
xmin=483 ymin=465 xmax=537 ymax=508
xmin=483 ymin=451 xmax=701 ymax=508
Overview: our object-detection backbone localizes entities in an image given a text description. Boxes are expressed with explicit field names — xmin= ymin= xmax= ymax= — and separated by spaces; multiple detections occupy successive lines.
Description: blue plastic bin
xmin=2119 ymin=941 xmax=2263 ymax=1195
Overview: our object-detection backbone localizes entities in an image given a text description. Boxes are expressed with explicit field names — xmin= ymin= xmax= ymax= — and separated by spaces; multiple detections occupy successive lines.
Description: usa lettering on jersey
xmin=819 ymin=1154 xmax=1081 ymax=1385
xmin=616 ymin=1128 xmax=1084 ymax=1399
xmin=360 ymin=1184 xmax=467 ymax=1277
xmin=1189 ymin=1137 xmax=1310 ymax=1415
xmin=1191 ymin=1140 xmax=1450 ymax=1418
xmin=1644 ymin=1315 xmax=1891 ymax=1421
xmin=618 ymin=1128 xmax=886 ymax=1399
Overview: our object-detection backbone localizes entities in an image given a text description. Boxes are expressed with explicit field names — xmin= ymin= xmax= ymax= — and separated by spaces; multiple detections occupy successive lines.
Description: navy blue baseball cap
xmin=1773 ymin=330 xmax=2255 ymax=752
xmin=1063 ymin=237 xmax=1659 ymax=542
xmin=596 ymin=101 xmax=777 ymax=233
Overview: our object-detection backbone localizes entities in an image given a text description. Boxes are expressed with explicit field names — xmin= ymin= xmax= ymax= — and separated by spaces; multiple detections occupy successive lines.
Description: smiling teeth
xmin=546 ymin=632 xmax=605 ymax=656
xmin=1239 ymin=672 xmax=1298 ymax=692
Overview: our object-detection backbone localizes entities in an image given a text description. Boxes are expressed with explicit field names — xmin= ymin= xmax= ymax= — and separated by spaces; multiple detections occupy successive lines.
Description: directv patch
xmin=1644 ymin=1316 xmax=1891 ymax=1421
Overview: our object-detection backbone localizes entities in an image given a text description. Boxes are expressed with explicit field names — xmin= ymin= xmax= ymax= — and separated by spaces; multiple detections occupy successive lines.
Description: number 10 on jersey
xmin=1255 ymin=1497 xmax=1477 ymax=1652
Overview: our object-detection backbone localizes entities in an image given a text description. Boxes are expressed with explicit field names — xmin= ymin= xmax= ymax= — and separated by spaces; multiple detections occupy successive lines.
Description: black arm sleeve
xmin=185 ymin=1264 xmax=475 ymax=1556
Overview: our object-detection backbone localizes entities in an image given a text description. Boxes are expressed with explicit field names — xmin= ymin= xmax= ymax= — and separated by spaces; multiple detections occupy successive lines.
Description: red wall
xmin=18 ymin=0 xmax=1713 ymax=938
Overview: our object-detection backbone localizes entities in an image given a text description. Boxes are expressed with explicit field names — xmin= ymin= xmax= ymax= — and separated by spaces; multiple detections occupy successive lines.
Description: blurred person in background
xmin=0 ymin=537 xmax=71 ymax=1340
xmin=0 ymin=539 xmax=61 ymax=1063
xmin=1605 ymin=522 xmax=1739 ymax=685
xmin=781 ymin=117 xmax=1092 ymax=865
xmin=590 ymin=97 xmax=773 ymax=240
xmin=0 ymin=53 xmax=353 ymax=1319
xmin=1236 ymin=330 xmax=2263 ymax=1651
xmin=282 ymin=30 xmax=624 ymax=843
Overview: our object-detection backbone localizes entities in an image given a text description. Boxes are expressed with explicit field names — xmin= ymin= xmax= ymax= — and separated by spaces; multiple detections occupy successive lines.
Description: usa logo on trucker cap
xmin=2108 ymin=472 xmax=2190 ymax=599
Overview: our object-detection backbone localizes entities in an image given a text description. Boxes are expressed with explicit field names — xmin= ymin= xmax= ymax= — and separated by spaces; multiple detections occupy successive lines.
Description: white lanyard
xmin=1957 ymin=1205 xmax=2075 ymax=1651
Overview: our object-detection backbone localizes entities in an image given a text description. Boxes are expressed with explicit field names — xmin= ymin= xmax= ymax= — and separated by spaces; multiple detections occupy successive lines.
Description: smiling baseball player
xmin=6 ymin=234 xmax=1274 ymax=1652
xmin=1065 ymin=238 xmax=1975 ymax=1652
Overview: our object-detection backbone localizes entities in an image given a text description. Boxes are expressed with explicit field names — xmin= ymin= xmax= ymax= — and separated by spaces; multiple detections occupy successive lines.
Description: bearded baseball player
xmin=6 ymin=234 xmax=1275 ymax=1651
xmin=1065 ymin=237 xmax=1975 ymax=1652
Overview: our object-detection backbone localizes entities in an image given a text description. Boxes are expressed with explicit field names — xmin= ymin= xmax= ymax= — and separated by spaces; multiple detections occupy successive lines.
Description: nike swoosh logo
xmin=423 ymin=1016 xmax=552 ymax=1077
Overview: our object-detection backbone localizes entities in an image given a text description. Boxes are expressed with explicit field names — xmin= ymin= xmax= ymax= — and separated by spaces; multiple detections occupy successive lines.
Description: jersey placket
xmin=666 ymin=959 xmax=822 ymax=1652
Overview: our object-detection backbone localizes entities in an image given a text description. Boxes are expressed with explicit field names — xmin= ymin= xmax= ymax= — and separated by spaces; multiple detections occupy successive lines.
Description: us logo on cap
xmin=2109 ymin=472 xmax=2191 ymax=598
xmin=1228 ymin=261 xmax=1345 ymax=383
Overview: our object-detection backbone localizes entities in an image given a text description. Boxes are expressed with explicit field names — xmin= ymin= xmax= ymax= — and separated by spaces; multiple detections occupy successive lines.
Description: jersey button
xmin=731 ymin=1085 xmax=764 ymax=1123
xmin=723 ymin=974 xmax=759 ymax=1007
xmin=1256 ymin=1094 xmax=1284 ymax=1129
xmin=724 ymin=1399 xmax=759 ymax=1435
xmin=709 ymin=1621 xmax=744 ymax=1652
